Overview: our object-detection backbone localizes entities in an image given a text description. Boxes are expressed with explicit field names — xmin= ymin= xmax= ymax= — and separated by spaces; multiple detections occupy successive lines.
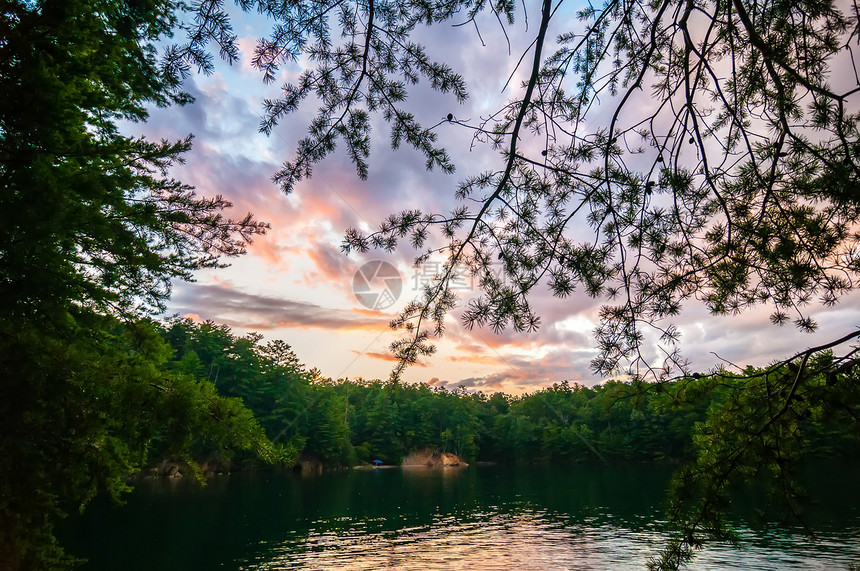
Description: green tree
xmin=654 ymin=348 xmax=860 ymax=568
xmin=0 ymin=0 xmax=267 ymax=319
xmin=0 ymin=1 xmax=274 ymax=568
xmin=0 ymin=315 xmax=287 ymax=569
xmin=162 ymin=319 xmax=311 ymax=450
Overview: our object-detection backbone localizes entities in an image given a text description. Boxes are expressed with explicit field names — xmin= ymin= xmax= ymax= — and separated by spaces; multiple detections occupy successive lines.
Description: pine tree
xmin=0 ymin=1 xmax=275 ymax=567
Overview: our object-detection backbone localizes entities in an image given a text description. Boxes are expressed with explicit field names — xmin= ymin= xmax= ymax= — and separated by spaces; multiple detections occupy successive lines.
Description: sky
xmin=137 ymin=1 xmax=860 ymax=395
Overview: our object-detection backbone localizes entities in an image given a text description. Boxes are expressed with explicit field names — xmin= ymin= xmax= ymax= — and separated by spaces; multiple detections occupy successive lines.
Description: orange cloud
xmin=453 ymin=342 xmax=487 ymax=354
xmin=249 ymin=234 xmax=292 ymax=269
xmin=351 ymin=350 xmax=428 ymax=367
xmin=446 ymin=354 xmax=505 ymax=366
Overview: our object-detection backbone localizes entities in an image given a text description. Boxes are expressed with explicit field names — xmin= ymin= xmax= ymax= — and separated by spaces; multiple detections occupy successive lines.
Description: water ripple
xmin=238 ymin=507 xmax=860 ymax=570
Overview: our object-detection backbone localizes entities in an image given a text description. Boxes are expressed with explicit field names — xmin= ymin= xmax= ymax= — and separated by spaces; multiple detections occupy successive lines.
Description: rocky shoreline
xmin=145 ymin=449 xmax=468 ymax=479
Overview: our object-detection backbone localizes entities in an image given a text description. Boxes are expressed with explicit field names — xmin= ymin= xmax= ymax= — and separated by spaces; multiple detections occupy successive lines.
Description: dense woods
xmin=161 ymin=318 xmax=860 ymax=471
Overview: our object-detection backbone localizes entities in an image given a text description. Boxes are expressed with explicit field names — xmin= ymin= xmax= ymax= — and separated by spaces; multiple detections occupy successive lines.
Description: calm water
xmin=60 ymin=463 xmax=860 ymax=570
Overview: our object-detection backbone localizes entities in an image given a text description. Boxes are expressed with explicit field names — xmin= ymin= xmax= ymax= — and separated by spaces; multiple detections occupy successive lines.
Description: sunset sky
xmin=137 ymin=3 xmax=860 ymax=394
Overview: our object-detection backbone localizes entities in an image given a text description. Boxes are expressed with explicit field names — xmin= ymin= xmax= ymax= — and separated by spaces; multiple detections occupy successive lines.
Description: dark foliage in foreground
xmin=0 ymin=1 xmax=274 ymax=568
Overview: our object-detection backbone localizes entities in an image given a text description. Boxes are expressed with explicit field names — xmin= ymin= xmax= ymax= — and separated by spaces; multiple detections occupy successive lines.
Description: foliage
xmin=653 ymin=342 xmax=860 ymax=568
xmin=0 ymin=0 xmax=273 ymax=568
xmin=171 ymin=0 xmax=469 ymax=193
xmin=158 ymin=319 xmax=860 ymax=478
xmin=0 ymin=0 xmax=268 ymax=319
xmin=7 ymin=311 xmax=855 ymax=567
xmin=176 ymin=0 xmax=860 ymax=376
xmin=162 ymin=318 xmax=344 ymax=464
xmin=0 ymin=316 xmax=285 ymax=570
xmin=139 ymin=325 xmax=859 ymax=571
xmin=4 ymin=0 xmax=859 ymax=567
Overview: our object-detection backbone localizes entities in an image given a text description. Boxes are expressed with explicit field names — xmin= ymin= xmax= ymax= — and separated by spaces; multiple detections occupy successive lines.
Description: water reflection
xmin=254 ymin=509 xmax=668 ymax=570
xmin=60 ymin=463 xmax=860 ymax=570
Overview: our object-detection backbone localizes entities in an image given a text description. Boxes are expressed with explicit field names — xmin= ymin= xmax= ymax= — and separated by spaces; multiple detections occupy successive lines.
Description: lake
xmin=60 ymin=463 xmax=860 ymax=569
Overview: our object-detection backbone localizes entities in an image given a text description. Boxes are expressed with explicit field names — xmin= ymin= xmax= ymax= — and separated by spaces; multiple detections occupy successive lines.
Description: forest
xmin=148 ymin=317 xmax=860 ymax=471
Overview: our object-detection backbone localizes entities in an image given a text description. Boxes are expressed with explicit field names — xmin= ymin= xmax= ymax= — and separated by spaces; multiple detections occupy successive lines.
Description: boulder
xmin=295 ymin=455 xmax=324 ymax=475
xmin=200 ymin=458 xmax=230 ymax=477
xmin=402 ymin=449 xmax=468 ymax=468
xmin=157 ymin=459 xmax=183 ymax=478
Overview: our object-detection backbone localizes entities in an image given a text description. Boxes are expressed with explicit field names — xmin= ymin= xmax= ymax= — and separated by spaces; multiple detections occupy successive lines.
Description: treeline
xmin=159 ymin=318 xmax=860 ymax=469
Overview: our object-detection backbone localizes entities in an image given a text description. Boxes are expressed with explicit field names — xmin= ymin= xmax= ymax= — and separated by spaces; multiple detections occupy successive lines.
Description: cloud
xmin=249 ymin=234 xmax=293 ymax=269
xmin=439 ymin=306 xmax=597 ymax=358
xmin=426 ymin=376 xmax=448 ymax=387
xmin=445 ymin=344 xmax=599 ymax=394
xmin=447 ymin=353 xmax=505 ymax=365
xmin=169 ymin=283 xmax=389 ymax=331
xmin=689 ymin=302 xmax=858 ymax=376
xmin=305 ymin=241 xmax=357 ymax=283
xmin=352 ymin=350 xmax=429 ymax=367
xmin=452 ymin=376 xmax=507 ymax=390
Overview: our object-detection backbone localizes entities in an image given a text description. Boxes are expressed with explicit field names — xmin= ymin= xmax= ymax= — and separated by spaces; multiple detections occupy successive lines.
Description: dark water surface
xmin=60 ymin=463 xmax=860 ymax=569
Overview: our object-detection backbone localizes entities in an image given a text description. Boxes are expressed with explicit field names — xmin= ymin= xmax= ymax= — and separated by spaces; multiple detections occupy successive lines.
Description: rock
xmin=295 ymin=455 xmax=323 ymax=475
xmin=200 ymin=458 xmax=231 ymax=477
xmin=402 ymin=448 xmax=468 ymax=468
xmin=157 ymin=459 xmax=182 ymax=478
